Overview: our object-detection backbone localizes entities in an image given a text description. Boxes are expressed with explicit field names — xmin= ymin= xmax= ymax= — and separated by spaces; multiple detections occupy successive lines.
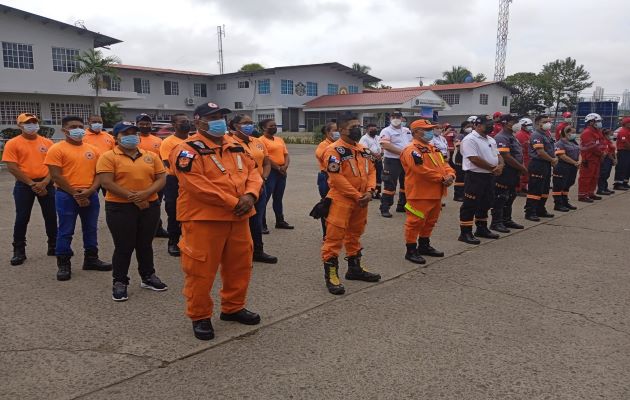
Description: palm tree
xmin=434 ymin=66 xmax=486 ymax=85
xmin=68 ymin=49 xmax=121 ymax=115
xmin=352 ymin=63 xmax=371 ymax=74
xmin=100 ymin=102 xmax=122 ymax=128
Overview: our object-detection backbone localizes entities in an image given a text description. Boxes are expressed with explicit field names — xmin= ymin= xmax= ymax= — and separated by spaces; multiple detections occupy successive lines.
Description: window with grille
xmin=2 ymin=42 xmax=34 ymax=69
xmin=52 ymin=47 xmax=79 ymax=72
xmin=0 ymin=101 xmax=41 ymax=124
xmin=234 ymin=102 xmax=243 ymax=109
xmin=502 ymin=95 xmax=508 ymax=107
xmin=440 ymin=94 xmax=460 ymax=105
xmin=238 ymin=81 xmax=250 ymax=89
xmin=194 ymin=83 xmax=207 ymax=97
xmin=306 ymin=82 xmax=318 ymax=96
xmin=349 ymin=85 xmax=359 ymax=94
xmin=281 ymin=80 xmax=293 ymax=95
xmin=216 ymin=83 xmax=227 ymax=91
xmin=50 ymin=103 xmax=93 ymax=125
xmin=258 ymin=79 xmax=271 ymax=94
xmin=257 ymin=113 xmax=275 ymax=122
xmin=164 ymin=80 xmax=179 ymax=96
xmin=327 ymin=84 xmax=339 ymax=95
xmin=103 ymin=75 xmax=121 ymax=91
xmin=479 ymin=93 xmax=489 ymax=105
xmin=133 ymin=78 xmax=150 ymax=94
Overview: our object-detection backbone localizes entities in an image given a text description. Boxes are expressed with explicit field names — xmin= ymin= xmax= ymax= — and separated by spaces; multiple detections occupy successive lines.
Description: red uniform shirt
xmin=515 ymin=129 xmax=531 ymax=164
xmin=580 ymin=127 xmax=606 ymax=160
xmin=616 ymin=127 xmax=630 ymax=151
xmin=490 ymin=123 xmax=502 ymax=137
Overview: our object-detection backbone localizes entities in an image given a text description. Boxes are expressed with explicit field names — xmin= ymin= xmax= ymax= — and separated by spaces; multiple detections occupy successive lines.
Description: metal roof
xmin=364 ymin=81 xmax=517 ymax=93
xmin=211 ymin=62 xmax=380 ymax=83
xmin=0 ymin=4 xmax=122 ymax=48
xmin=112 ymin=64 xmax=210 ymax=77
xmin=303 ymin=89 xmax=430 ymax=108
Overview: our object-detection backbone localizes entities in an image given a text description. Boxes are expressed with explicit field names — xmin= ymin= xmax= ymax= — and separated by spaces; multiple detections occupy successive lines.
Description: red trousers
xmin=321 ymin=199 xmax=368 ymax=261
xmin=578 ymin=158 xmax=601 ymax=197
xmin=179 ymin=220 xmax=253 ymax=321
xmin=404 ymin=199 xmax=442 ymax=243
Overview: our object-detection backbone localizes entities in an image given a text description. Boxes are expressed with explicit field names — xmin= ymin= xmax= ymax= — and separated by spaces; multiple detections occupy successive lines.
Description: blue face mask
xmin=207 ymin=119 xmax=227 ymax=137
xmin=525 ymin=126 xmax=534 ymax=133
xmin=594 ymin=122 xmax=603 ymax=129
xmin=90 ymin=123 xmax=103 ymax=132
xmin=68 ymin=128 xmax=85 ymax=141
xmin=569 ymin=133 xmax=578 ymax=141
xmin=331 ymin=131 xmax=341 ymax=141
xmin=240 ymin=123 xmax=255 ymax=136
xmin=423 ymin=130 xmax=434 ymax=141
xmin=119 ymin=134 xmax=140 ymax=149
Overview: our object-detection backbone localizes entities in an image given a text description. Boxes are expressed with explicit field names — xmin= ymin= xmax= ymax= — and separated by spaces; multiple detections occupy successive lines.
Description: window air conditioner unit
xmin=185 ymin=98 xmax=195 ymax=106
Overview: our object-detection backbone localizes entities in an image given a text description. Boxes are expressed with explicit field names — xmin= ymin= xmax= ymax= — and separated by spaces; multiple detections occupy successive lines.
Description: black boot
xmin=490 ymin=222 xmax=510 ymax=233
xmin=155 ymin=221 xmax=169 ymax=238
xmin=10 ymin=242 xmax=26 ymax=266
xmin=553 ymin=203 xmax=570 ymax=212
xmin=504 ymin=220 xmax=524 ymax=229
xmin=323 ymin=258 xmax=345 ymax=295
xmin=275 ymin=216 xmax=294 ymax=229
xmin=56 ymin=256 xmax=72 ymax=281
xmin=253 ymin=246 xmax=278 ymax=264
xmin=167 ymin=238 xmax=181 ymax=257
xmin=405 ymin=243 xmax=426 ymax=264
xmin=537 ymin=209 xmax=555 ymax=218
xmin=47 ymin=240 xmax=56 ymax=256
xmin=192 ymin=318 xmax=214 ymax=341
xmin=417 ymin=237 xmax=444 ymax=257
xmin=564 ymin=196 xmax=577 ymax=210
xmin=475 ymin=223 xmax=500 ymax=239
xmin=82 ymin=249 xmax=113 ymax=271
xmin=345 ymin=252 xmax=381 ymax=282
xmin=458 ymin=228 xmax=480 ymax=245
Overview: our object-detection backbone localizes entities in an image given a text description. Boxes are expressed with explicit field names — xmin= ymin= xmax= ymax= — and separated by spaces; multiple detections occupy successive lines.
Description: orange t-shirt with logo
xmin=139 ymin=134 xmax=162 ymax=153
xmin=96 ymin=147 xmax=166 ymax=203
xmin=83 ymin=129 xmax=115 ymax=154
xmin=232 ymin=135 xmax=268 ymax=177
xmin=159 ymin=135 xmax=186 ymax=175
xmin=44 ymin=141 xmax=99 ymax=189
xmin=259 ymin=135 xmax=288 ymax=165
xmin=1 ymin=134 xmax=54 ymax=179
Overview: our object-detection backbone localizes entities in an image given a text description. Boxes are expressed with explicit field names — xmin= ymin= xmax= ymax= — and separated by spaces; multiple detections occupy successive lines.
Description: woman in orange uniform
xmin=97 ymin=121 xmax=168 ymax=302
xmin=314 ymin=121 xmax=338 ymax=239
xmin=229 ymin=114 xmax=277 ymax=264
xmin=400 ymin=119 xmax=455 ymax=264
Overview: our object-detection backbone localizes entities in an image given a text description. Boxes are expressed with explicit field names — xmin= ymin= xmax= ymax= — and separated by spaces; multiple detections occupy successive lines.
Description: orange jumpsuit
xmin=400 ymin=139 xmax=455 ymax=243
xmin=170 ymin=132 xmax=263 ymax=321
xmin=320 ymin=139 xmax=376 ymax=261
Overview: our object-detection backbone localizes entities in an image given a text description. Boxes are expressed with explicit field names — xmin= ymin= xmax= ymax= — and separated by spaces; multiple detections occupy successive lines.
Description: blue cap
xmin=113 ymin=121 xmax=138 ymax=135
xmin=135 ymin=113 xmax=152 ymax=123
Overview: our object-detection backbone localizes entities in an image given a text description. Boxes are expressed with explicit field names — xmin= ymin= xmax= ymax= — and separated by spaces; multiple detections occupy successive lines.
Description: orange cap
xmin=410 ymin=119 xmax=438 ymax=130
xmin=17 ymin=113 xmax=38 ymax=124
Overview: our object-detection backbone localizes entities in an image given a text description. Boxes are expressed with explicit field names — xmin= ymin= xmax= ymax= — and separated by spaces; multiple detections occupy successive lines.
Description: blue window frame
xmin=306 ymin=82 xmax=318 ymax=96
xmin=281 ymin=79 xmax=293 ymax=95
xmin=327 ymin=84 xmax=339 ymax=95
xmin=349 ymin=85 xmax=359 ymax=94
xmin=258 ymin=79 xmax=271 ymax=95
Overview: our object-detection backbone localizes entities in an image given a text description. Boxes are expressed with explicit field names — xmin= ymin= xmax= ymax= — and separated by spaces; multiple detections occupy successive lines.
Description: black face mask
xmin=138 ymin=126 xmax=151 ymax=134
xmin=177 ymin=121 xmax=191 ymax=133
xmin=267 ymin=127 xmax=277 ymax=135
xmin=348 ymin=127 xmax=362 ymax=142
xmin=368 ymin=130 xmax=377 ymax=136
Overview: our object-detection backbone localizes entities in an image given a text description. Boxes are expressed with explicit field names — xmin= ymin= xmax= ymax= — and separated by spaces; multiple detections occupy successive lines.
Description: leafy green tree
xmin=100 ymin=102 xmax=122 ymax=128
xmin=434 ymin=66 xmax=486 ymax=85
xmin=505 ymin=72 xmax=552 ymax=115
xmin=540 ymin=57 xmax=592 ymax=119
xmin=68 ymin=49 xmax=121 ymax=115
xmin=239 ymin=63 xmax=265 ymax=72
xmin=352 ymin=63 xmax=371 ymax=74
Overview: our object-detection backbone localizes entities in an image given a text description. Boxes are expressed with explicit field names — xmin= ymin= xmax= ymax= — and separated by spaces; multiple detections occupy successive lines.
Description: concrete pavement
xmin=1 ymin=144 xmax=629 ymax=399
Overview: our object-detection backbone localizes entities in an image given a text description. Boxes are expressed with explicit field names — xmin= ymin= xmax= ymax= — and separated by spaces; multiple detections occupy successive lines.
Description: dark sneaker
xmin=525 ymin=214 xmax=540 ymax=222
xmin=140 ymin=274 xmax=168 ymax=291
xmin=380 ymin=210 xmax=393 ymax=218
xmin=192 ymin=318 xmax=214 ymax=340
xmin=155 ymin=227 xmax=169 ymax=238
xmin=504 ymin=220 xmax=524 ymax=229
xmin=262 ymin=226 xmax=270 ymax=235
xmin=538 ymin=210 xmax=555 ymax=218
xmin=578 ymin=197 xmax=594 ymax=203
xmin=167 ymin=240 xmax=180 ymax=257
xmin=112 ymin=282 xmax=128 ymax=302
xmin=475 ymin=227 xmax=500 ymax=239
xmin=589 ymin=194 xmax=602 ymax=200
xmin=553 ymin=205 xmax=570 ymax=212
xmin=275 ymin=220 xmax=294 ymax=229
xmin=220 ymin=308 xmax=261 ymax=325
xmin=565 ymin=203 xmax=577 ymax=210
xmin=253 ymin=251 xmax=278 ymax=264
xmin=490 ymin=223 xmax=510 ymax=233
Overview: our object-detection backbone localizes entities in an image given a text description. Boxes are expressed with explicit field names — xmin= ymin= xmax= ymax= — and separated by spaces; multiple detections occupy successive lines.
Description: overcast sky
xmin=7 ymin=0 xmax=630 ymax=96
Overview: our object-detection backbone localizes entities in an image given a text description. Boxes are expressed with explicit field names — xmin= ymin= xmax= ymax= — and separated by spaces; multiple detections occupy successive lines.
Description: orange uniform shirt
xmin=83 ymin=129 xmax=115 ymax=154
xmin=44 ymin=141 xmax=99 ymax=189
xmin=232 ymin=135 xmax=268 ymax=177
xmin=169 ymin=133 xmax=263 ymax=222
xmin=96 ymin=147 xmax=165 ymax=203
xmin=138 ymin=134 xmax=162 ymax=153
xmin=259 ymin=135 xmax=288 ymax=165
xmin=322 ymin=139 xmax=376 ymax=205
xmin=400 ymin=139 xmax=455 ymax=200
xmin=1 ymin=134 xmax=54 ymax=179
xmin=315 ymin=138 xmax=333 ymax=171
xmin=159 ymin=135 xmax=186 ymax=175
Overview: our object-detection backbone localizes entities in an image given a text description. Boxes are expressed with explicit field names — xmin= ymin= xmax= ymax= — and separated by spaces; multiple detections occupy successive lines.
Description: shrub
xmin=1 ymin=126 xmax=55 ymax=140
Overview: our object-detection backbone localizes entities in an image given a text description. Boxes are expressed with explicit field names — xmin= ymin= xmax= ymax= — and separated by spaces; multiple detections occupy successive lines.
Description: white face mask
xmin=594 ymin=122 xmax=603 ymax=129
xmin=542 ymin=122 xmax=552 ymax=131
xmin=390 ymin=118 xmax=402 ymax=127
xmin=90 ymin=123 xmax=103 ymax=132
xmin=564 ymin=118 xmax=572 ymax=123
xmin=464 ymin=127 xmax=473 ymax=134
xmin=22 ymin=123 xmax=40 ymax=134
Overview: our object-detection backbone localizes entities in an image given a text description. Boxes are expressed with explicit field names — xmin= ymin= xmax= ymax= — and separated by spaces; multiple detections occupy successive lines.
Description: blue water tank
xmin=576 ymin=101 xmax=619 ymax=131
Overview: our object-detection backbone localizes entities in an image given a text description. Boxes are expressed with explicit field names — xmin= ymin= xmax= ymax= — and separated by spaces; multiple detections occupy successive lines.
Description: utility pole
xmin=494 ymin=0 xmax=512 ymax=81
xmin=217 ymin=25 xmax=225 ymax=75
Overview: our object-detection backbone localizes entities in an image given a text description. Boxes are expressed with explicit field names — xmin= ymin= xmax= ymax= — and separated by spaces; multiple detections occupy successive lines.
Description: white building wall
xmin=436 ymin=84 xmax=511 ymax=125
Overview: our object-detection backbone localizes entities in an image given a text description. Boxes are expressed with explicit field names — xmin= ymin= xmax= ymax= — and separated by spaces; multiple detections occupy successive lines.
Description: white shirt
xmin=359 ymin=133 xmax=381 ymax=155
xmin=379 ymin=125 xmax=412 ymax=159
xmin=430 ymin=135 xmax=449 ymax=158
xmin=460 ymin=131 xmax=499 ymax=173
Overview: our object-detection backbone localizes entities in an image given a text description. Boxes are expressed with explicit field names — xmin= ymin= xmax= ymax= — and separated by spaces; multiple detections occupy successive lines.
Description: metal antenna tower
xmin=217 ymin=25 xmax=226 ymax=74
xmin=494 ymin=0 xmax=512 ymax=81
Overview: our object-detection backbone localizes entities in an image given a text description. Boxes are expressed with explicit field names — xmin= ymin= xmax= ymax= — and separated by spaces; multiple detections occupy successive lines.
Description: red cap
xmin=493 ymin=111 xmax=502 ymax=118
xmin=562 ymin=111 xmax=572 ymax=118
xmin=622 ymin=117 xmax=630 ymax=125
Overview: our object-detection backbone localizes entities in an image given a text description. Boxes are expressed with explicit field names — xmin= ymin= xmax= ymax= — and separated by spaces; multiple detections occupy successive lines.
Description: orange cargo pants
xmin=404 ymin=199 xmax=442 ymax=243
xmin=179 ymin=220 xmax=253 ymax=321
xmin=321 ymin=199 xmax=368 ymax=261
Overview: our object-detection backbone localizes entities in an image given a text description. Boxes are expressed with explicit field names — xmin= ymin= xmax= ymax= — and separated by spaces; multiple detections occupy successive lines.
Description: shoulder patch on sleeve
xmin=176 ymin=150 xmax=195 ymax=172
xmin=327 ymin=155 xmax=341 ymax=173
xmin=412 ymin=150 xmax=423 ymax=165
